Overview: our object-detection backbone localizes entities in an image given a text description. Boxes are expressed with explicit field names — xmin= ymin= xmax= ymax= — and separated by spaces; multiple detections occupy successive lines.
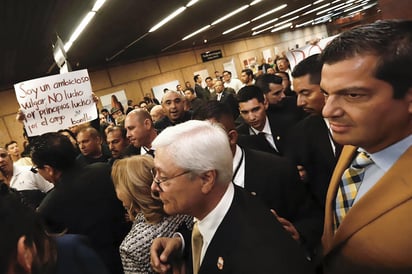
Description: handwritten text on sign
xmin=14 ymin=69 xmax=97 ymax=137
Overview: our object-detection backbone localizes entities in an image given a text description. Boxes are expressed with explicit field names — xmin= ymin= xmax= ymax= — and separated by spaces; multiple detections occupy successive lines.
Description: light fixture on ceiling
xmin=251 ymin=18 xmax=279 ymax=31
xmin=301 ymin=3 xmax=331 ymax=16
xmin=295 ymin=19 xmax=314 ymax=28
xmin=343 ymin=1 xmax=375 ymax=13
xmin=279 ymin=4 xmax=311 ymax=18
xmin=271 ymin=22 xmax=293 ymax=33
xmin=182 ymin=25 xmax=211 ymax=40
xmin=252 ymin=25 xmax=275 ymax=36
xmin=186 ymin=0 xmax=199 ymax=7
xmin=249 ymin=0 xmax=263 ymax=5
xmin=316 ymin=2 xmax=346 ymax=15
xmin=92 ymin=0 xmax=106 ymax=12
xmin=211 ymin=5 xmax=249 ymax=25
xmin=251 ymin=4 xmax=287 ymax=22
xmin=149 ymin=6 xmax=187 ymax=32
xmin=223 ymin=21 xmax=251 ymax=35
xmin=312 ymin=0 xmax=325 ymax=5
xmin=274 ymin=16 xmax=299 ymax=27
xmin=63 ymin=0 xmax=107 ymax=52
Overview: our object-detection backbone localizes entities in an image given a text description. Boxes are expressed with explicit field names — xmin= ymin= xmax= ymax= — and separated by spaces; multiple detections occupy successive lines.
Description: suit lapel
xmin=322 ymin=145 xmax=357 ymax=253
xmin=333 ymin=146 xmax=412 ymax=247
xmin=324 ymin=146 xmax=412 ymax=253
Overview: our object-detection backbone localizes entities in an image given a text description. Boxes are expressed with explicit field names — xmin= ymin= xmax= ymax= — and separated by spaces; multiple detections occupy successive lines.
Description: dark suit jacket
xmin=237 ymin=111 xmax=290 ymax=155
xmin=56 ymin=234 xmax=110 ymax=274
xmin=211 ymin=90 xmax=239 ymax=119
xmin=154 ymin=111 xmax=192 ymax=133
xmin=195 ymin=83 xmax=210 ymax=101
xmin=243 ymin=148 xmax=324 ymax=254
xmin=283 ymin=115 xmax=339 ymax=209
xmin=197 ymin=185 xmax=314 ymax=274
xmin=38 ymin=163 xmax=130 ymax=274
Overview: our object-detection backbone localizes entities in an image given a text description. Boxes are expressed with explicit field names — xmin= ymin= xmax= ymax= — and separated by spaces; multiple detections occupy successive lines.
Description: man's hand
xmin=150 ymin=236 xmax=183 ymax=273
xmin=271 ymin=209 xmax=300 ymax=241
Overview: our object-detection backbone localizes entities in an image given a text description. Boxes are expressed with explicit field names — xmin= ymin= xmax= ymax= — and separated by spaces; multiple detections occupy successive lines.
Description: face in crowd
xmin=239 ymin=98 xmax=268 ymax=131
xmin=161 ymin=92 xmax=185 ymax=122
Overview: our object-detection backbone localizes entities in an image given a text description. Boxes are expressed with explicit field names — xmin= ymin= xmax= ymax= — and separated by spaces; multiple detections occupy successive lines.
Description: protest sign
xmin=14 ymin=69 xmax=97 ymax=137
xmin=286 ymin=35 xmax=338 ymax=71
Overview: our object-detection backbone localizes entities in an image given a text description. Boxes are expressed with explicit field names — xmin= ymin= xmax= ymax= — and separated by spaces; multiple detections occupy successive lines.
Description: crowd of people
xmin=1 ymin=20 xmax=411 ymax=274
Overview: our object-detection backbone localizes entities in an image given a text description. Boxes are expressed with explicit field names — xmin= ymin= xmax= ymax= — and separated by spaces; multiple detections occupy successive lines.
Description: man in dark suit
xmin=150 ymin=120 xmax=314 ymax=274
xmin=210 ymin=80 xmax=238 ymax=119
xmin=124 ymin=108 xmax=157 ymax=157
xmin=194 ymin=74 xmax=210 ymax=101
xmin=236 ymin=85 xmax=289 ymax=155
xmin=32 ymin=133 xmax=130 ymax=274
xmin=255 ymin=73 xmax=306 ymax=129
xmin=194 ymin=101 xmax=323 ymax=254
xmin=184 ymin=87 xmax=205 ymax=113
xmin=284 ymin=54 xmax=340 ymax=209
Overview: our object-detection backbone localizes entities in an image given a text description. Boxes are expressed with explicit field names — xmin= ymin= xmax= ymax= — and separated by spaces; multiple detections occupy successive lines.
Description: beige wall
xmin=0 ymin=25 xmax=328 ymax=150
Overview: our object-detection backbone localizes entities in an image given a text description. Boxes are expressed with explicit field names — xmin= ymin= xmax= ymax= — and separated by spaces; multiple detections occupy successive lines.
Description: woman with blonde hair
xmin=112 ymin=155 xmax=192 ymax=274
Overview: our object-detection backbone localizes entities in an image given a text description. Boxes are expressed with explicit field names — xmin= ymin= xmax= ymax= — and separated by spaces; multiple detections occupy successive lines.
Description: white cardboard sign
xmin=14 ymin=69 xmax=97 ymax=136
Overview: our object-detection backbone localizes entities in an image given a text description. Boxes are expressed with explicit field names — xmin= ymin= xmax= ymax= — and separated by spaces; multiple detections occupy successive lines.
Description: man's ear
xmin=16 ymin=236 xmax=34 ymax=273
xmin=406 ymin=87 xmax=412 ymax=114
xmin=199 ymin=170 xmax=217 ymax=194
xmin=263 ymin=96 xmax=269 ymax=110
xmin=227 ymin=129 xmax=238 ymax=147
xmin=143 ymin=118 xmax=151 ymax=129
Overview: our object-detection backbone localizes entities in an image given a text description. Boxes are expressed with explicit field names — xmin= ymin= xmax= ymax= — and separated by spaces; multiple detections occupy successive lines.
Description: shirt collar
xmin=196 ymin=183 xmax=234 ymax=248
xmin=361 ymin=134 xmax=412 ymax=172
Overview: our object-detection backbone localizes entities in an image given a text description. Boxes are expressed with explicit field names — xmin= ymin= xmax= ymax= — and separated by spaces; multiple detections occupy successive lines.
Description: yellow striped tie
xmin=334 ymin=151 xmax=373 ymax=230
xmin=192 ymin=221 xmax=203 ymax=274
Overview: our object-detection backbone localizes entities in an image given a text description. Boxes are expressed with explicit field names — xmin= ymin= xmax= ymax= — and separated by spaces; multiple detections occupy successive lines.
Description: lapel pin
xmin=217 ymin=256 xmax=224 ymax=270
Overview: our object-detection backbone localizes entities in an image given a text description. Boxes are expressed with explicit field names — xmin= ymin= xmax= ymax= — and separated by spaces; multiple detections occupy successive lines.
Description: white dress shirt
xmin=196 ymin=183 xmax=234 ymax=264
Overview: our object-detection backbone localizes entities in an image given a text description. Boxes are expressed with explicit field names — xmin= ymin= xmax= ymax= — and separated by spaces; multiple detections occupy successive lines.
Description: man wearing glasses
xmin=150 ymin=120 xmax=313 ymax=274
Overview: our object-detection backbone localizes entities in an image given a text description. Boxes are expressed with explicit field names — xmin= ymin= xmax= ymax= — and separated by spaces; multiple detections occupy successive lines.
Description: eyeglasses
xmin=0 ymin=153 xmax=8 ymax=158
xmin=151 ymin=168 xmax=190 ymax=192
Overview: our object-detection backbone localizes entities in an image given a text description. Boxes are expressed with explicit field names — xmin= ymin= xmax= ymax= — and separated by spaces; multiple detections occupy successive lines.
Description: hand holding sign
xmin=14 ymin=69 xmax=97 ymax=137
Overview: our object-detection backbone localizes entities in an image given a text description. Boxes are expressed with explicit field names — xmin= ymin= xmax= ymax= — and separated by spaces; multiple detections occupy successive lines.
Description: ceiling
xmin=1 ymin=0 xmax=379 ymax=90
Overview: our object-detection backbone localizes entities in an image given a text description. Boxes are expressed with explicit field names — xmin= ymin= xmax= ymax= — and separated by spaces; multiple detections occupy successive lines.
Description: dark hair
xmin=57 ymin=128 xmax=77 ymax=140
xmin=255 ymin=74 xmax=283 ymax=94
xmin=0 ymin=187 xmax=56 ymax=274
xmin=31 ymin=133 xmax=78 ymax=171
xmin=194 ymin=74 xmax=201 ymax=82
xmin=241 ymin=68 xmax=254 ymax=77
xmin=237 ymin=85 xmax=265 ymax=103
xmin=193 ymin=101 xmax=233 ymax=121
xmin=292 ymin=54 xmax=322 ymax=85
xmin=106 ymin=126 xmax=127 ymax=139
xmin=223 ymin=70 xmax=232 ymax=76
xmin=320 ymin=20 xmax=412 ymax=99
xmin=5 ymin=140 xmax=17 ymax=150
xmin=205 ymin=76 xmax=212 ymax=81
xmin=184 ymin=87 xmax=195 ymax=94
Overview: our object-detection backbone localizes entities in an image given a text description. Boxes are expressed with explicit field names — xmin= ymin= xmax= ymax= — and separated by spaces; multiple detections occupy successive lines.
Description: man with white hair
xmin=150 ymin=120 xmax=313 ymax=274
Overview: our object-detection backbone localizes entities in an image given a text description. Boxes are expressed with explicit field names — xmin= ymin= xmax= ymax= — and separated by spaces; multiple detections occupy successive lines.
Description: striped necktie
xmin=334 ymin=151 xmax=374 ymax=230
xmin=192 ymin=221 xmax=203 ymax=274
